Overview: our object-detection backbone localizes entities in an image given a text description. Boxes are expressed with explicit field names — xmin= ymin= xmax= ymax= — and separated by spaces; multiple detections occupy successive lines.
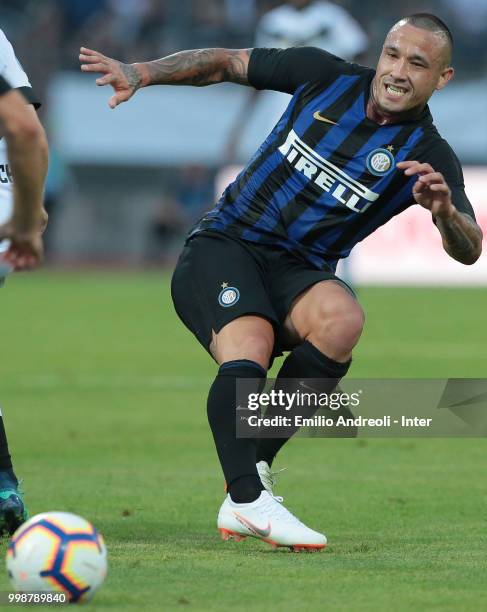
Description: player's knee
xmin=218 ymin=333 xmax=273 ymax=370
xmin=310 ymin=301 xmax=365 ymax=356
xmin=212 ymin=318 xmax=275 ymax=370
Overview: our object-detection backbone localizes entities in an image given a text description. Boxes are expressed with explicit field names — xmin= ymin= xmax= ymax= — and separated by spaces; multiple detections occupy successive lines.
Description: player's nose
xmin=389 ymin=58 xmax=408 ymax=81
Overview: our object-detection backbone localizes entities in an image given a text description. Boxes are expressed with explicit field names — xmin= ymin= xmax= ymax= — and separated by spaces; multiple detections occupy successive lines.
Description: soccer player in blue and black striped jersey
xmin=82 ymin=13 xmax=483 ymax=550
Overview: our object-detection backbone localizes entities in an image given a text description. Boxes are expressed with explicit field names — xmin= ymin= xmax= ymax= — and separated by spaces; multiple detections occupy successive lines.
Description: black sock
xmin=228 ymin=474 xmax=263 ymax=504
xmin=207 ymin=360 xmax=266 ymax=503
xmin=256 ymin=341 xmax=351 ymax=466
xmin=0 ymin=412 xmax=14 ymax=473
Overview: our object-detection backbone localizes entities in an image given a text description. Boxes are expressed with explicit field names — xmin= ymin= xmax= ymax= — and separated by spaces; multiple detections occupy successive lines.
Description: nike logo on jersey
xmin=278 ymin=130 xmax=380 ymax=213
xmin=313 ymin=111 xmax=338 ymax=126
xmin=233 ymin=513 xmax=271 ymax=538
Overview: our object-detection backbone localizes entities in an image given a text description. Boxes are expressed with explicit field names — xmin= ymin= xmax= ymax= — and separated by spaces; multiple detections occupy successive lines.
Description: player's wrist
xmin=132 ymin=62 xmax=150 ymax=88
xmin=433 ymin=203 xmax=456 ymax=222
xmin=11 ymin=209 xmax=45 ymax=236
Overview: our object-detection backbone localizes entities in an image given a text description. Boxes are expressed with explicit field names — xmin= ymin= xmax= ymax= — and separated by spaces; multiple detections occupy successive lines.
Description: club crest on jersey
xmin=218 ymin=286 xmax=240 ymax=307
xmin=366 ymin=148 xmax=395 ymax=176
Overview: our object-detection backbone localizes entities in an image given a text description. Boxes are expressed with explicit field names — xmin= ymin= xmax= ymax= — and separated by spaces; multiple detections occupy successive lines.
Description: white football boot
xmin=217 ymin=490 xmax=327 ymax=552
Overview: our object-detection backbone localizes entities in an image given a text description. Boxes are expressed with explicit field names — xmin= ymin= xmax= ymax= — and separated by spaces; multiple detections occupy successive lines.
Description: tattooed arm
xmin=434 ymin=213 xmax=483 ymax=266
xmin=79 ymin=47 xmax=251 ymax=108
xmin=397 ymin=160 xmax=483 ymax=265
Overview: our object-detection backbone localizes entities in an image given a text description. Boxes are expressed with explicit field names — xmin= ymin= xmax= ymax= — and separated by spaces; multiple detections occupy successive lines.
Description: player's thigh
xmin=283 ymin=279 xmax=365 ymax=346
xmin=171 ymin=231 xmax=277 ymax=367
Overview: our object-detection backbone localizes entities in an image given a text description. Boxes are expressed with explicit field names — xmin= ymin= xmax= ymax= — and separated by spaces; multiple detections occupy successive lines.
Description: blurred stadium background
xmin=2 ymin=0 xmax=486 ymax=283
xmin=1 ymin=2 xmax=487 ymax=608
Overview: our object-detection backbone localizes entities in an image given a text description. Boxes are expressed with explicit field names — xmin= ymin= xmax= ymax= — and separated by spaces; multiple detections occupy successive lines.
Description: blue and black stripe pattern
xmin=192 ymin=55 xmax=439 ymax=271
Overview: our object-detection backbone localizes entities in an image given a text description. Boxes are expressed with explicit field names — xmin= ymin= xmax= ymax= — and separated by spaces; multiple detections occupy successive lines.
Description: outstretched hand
xmin=79 ymin=47 xmax=144 ymax=109
xmin=397 ymin=160 xmax=455 ymax=220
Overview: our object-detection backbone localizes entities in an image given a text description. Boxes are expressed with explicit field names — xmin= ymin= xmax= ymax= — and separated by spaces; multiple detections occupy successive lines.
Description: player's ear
xmin=436 ymin=66 xmax=454 ymax=91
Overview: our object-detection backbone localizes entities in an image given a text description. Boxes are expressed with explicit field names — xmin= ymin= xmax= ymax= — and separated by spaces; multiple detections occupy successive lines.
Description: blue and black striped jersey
xmin=191 ymin=47 xmax=475 ymax=271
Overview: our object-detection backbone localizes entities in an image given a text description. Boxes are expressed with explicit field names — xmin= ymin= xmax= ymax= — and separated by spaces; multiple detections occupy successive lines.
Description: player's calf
xmin=208 ymin=358 xmax=269 ymax=504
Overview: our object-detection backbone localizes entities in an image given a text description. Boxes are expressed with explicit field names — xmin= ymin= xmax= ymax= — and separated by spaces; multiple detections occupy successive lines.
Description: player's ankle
xmin=256 ymin=454 xmax=274 ymax=467
xmin=0 ymin=467 xmax=18 ymax=487
xmin=228 ymin=475 xmax=264 ymax=504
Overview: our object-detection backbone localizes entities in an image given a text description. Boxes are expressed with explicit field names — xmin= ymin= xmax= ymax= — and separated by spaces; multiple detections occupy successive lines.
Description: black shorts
xmin=171 ymin=230 xmax=353 ymax=359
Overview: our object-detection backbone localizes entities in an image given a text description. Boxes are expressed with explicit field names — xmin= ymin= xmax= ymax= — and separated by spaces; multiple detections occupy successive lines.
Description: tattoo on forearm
xmin=222 ymin=50 xmax=250 ymax=85
xmin=143 ymin=48 xmax=250 ymax=87
xmin=120 ymin=63 xmax=143 ymax=92
xmin=437 ymin=212 xmax=483 ymax=264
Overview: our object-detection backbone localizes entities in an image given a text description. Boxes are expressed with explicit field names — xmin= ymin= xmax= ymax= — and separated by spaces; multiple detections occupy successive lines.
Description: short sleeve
xmin=16 ymin=86 xmax=41 ymax=109
xmin=0 ymin=29 xmax=40 ymax=108
xmin=0 ymin=74 xmax=11 ymax=96
xmin=424 ymin=140 xmax=476 ymax=221
xmin=248 ymin=46 xmax=349 ymax=95
xmin=0 ymin=29 xmax=31 ymax=89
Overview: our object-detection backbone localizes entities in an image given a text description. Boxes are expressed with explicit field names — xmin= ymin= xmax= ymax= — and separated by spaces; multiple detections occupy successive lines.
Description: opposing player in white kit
xmin=256 ymin=0 xmax=368 ymax=53
xmin=226 ymin=0 xmax=368 ymax=159
xmin=0 ymin=28 xmax=48 ymax=534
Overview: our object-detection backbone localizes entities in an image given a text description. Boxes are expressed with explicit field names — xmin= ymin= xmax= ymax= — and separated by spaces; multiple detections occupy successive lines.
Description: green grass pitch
xmin=1 ymin=271 xmax=486 ymax=611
